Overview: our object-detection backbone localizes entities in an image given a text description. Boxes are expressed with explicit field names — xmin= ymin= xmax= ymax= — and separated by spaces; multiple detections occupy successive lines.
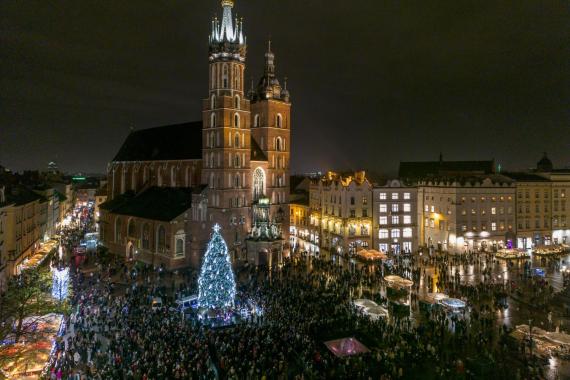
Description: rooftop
xmin=100 ymin=187 xmax=195 ymax=221
xmin=113 ymin=122 xmax=202 ymax=162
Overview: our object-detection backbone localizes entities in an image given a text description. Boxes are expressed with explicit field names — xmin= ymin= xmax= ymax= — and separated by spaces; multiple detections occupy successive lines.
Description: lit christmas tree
xmin=198 ymin=224 xmax=236 ymax=309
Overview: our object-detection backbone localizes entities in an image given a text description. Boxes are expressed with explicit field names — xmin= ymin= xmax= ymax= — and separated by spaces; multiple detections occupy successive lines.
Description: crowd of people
xmin=44 ymin=214 xmax=570 ymax=379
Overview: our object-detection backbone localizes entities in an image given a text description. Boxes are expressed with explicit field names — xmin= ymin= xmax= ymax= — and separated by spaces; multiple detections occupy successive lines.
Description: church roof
xmin=100 ymin=187 xmax=194 ymax=221
xmin=250 ymin=138 xmax=268 ymax=161
xmin=113 ymin=122 xmax=202 ymax=162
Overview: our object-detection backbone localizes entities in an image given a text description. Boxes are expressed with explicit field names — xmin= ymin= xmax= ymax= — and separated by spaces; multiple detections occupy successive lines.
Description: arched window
xmin=127 ymin=219 xmax=136 ymax=237
xmin=209 ymin=153 xmax=215 ymax=168
xmin=142 ymin=223 xmax=150 ymax=249
xmin=115 ymin=217 xmax=122 ymax=243
xmin=276 ymin=113 xmax=283 ymax=128
xmin=157 ymin=168 xmax=163 ymax=187
xmin=143 ymin=166 xmax=149 ymax=184
xmin=211 ymin=94 xmax=216 ymax=109
xmin=171 ymin=166 xmax=177 ymax=187
xmin=234 ymin=174 xmax=241 ymax=188
xmin=253 ymin=167 xmax=265 ymax=201
xmin=254 ymin=114 xmax=260 ymax=127
xmin=234 ymin=133 xmax=240 ymax=148
xmin=234 ymin=154 xmax=240 ymax=168
xmin=222 ymin=64 xmax=228 ymax=88
xmin=211 ymin=65 xmax=216 ymax=89
xmin=234 ymin=95 xmax=240 ymax=109
xmin=174 ymin=229 xmax=185 ymax=256
xmin=210 ymin=113 xmax=216 ymax=128
xmin=234 ymin=65 xmax=240 ymax=90
xmin=234 ymin=113 xmax=240 ymax=128
xmin=276 ymin=137 xmax=282 ymax=151
xmin=131 ymin=169 xmax=137 ymax=191
xmin=156 ymin=225 xmax=166 ymax=253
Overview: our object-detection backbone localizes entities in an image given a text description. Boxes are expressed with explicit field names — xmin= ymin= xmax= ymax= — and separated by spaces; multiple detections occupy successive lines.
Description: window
xmin=115 ymin=217 xmax=122 ymax=242
xmin=362 ymin=197 xmax=368 ymax=205
xmin=210 ymin=113 xmax=216 ymax=128
xmin=254 ymin=114 xmax=260 ymax=127
xmin=361 ymin=225 xmax=369 ymax=236
xmin=362 ymin=209 xmax=368 ymax=217
xmin=491 ymin=207 xmax=496 ymax=215
xmin=403 ymin=228 xmax=412 ymax=238
xmin=234 ymin=133 xmax=240 ymax=148
xmin=276 ymin=114 xmax=283 ymax=128
xmin=461 ymin=209 xmax=467 ymax=215
xmin=379 ymin=204 xmax=387 ymax=213
xmin=379 ymin=243 xmax=388 ymax=252
xmin=424 ymin=205 xmax=429 ymax=212
xmin=391 ymin=204 xmax=399 ymax=212
xmin=127 ymin=219 xmax=136 ymax=237
xmin=403 ymin=215 xmax=411 ymax=224
xmin=378 ymin=229 xmax=389 ymax=239
xmin=391 ymin=216 xmax=399 ymax=224
xmin=142 ymin=223 xmax=150 ymax=249
xmin=234 ymin=95 xmax=240 ymax=109
xmin=391 ymin=229 xmax=400 ymax=238
xmin=350 ymin=209 xmax=355 ymax=217
xmin=157 ymin=225 xmax=166 ymax=253
xmin=471 ymin=209 xmax=476 ymax=215
xmin=391 ymin=193 xmax=399 ymax=200
xmin=176 ymin=238 xmax=184 ymax=256
xmin=210 ymin=94 xmax=216 ymax=109
xmin=222 ymin=64 xmax=228 ymax=88
xmin=403 ymin=203 xmax=411 ymax=212
xmin=379 ymin=192 xmax=387 ymax=200
xmin=350 ymin=197 xmax=355 ymax=205
xmin=234 ymin=113 xmax=240 ymax=128
xmin=276 ymin=137 xmax=283 ymax=151
xmin=491 ymin=222 xmax=497 ymax=231
xmin=430 ymin=206 xmax=435 ymax=213
xmin=404 ymin=192 xmax=411 ymax=200
xmin=379 ymin=216 xmax=387 ymax=225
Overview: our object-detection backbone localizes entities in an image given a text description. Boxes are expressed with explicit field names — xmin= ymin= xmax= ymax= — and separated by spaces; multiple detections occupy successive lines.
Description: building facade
xmin=372 ymin=179 xmax=418 ymax=254
xmin=100 ymin=0 xmax=291 ymax=269
xmin=310 ymin=171 xmax=373 ymax=256
xmin=418 ymin=176 xmax=516 ymax=253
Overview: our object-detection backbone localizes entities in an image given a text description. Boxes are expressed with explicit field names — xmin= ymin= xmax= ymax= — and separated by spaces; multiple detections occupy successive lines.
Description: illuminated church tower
xmin=202 ymin=0 xmax=252 ymax=246
xmin=249 ymin=41 xmax=291 ymax=235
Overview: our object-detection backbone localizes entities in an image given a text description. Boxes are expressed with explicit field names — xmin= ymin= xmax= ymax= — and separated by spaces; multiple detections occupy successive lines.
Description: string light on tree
xmin=198 ymin=224 xmax=236 ymax=309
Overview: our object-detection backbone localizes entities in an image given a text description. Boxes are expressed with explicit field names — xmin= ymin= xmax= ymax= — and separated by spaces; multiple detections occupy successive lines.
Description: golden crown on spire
xmin=221 ymin=0 xmax=234 ymax=7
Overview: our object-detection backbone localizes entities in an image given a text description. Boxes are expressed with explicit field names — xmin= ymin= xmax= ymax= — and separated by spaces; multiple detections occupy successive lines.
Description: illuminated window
xmin=403 ymin=215 xmax=411 ymax=224
xmin=391 ymin=193 xmax=399 ymax=200
xmin=254 ymin=114 xmax=260 ymax=127
xmin=379 ymin=193 xmax=387 ymax=200
xmin=379 ymin=204 xmax=387 ymax=213
xmin=391 ymin=229 xmax=400 ymax=238
xmin=379 ymin=216 xmax=387 ymax=225
xmin=403 ymin=192 xmax=411 ymax=200
xmin=391 ymin=204 xmax=399 ymax=212
xmin=403 ymin=228 xmax=412 ymax=238
xmin=379 ymin=229 xmax=389 ymax=239
xmin=276 ymin=113 xmax=283 ymax=128
xmin=392 ymin=216 xmax=399 ymax=224
xmin=491 ymin=222 xmax=496 ymax=231
xmin=403 ymin=203 xmax=411 ymax=212
xmin=491 ymin=207 xmax=496 ymax=215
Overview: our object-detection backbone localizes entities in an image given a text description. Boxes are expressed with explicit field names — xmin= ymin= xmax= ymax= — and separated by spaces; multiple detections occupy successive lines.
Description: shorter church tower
xmin=250 ymin=42 xmax=291 ymax=238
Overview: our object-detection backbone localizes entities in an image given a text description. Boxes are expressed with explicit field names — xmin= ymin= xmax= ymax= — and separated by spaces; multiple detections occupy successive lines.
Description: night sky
xmin=1 ymin=0 xmax=569 ymax=175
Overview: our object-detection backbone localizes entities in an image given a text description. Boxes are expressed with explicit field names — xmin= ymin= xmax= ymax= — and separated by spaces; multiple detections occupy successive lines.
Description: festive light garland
xmin=51 ymin=266 xmax=69 ymax=301
xmin=198 ymin=224 xmax=236 ymax=309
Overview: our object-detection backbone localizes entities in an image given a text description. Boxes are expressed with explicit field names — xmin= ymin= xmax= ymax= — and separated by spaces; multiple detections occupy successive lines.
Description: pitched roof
xmin=100 ymin=187 xmax=194 ymax=221
xmin=399 ymin=160 xmax=495 ymax=179
xmin=250 ymin=137 xmax=268 ymax=161
xmin=502 ymin=172 xmax=550 ymax=182
xmin=113 ymin=122 xmax=202 ymax=162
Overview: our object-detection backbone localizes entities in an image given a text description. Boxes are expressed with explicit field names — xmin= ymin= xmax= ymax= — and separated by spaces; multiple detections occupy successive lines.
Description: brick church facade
xmin=99 ymin=0 xmax=291 ymax=269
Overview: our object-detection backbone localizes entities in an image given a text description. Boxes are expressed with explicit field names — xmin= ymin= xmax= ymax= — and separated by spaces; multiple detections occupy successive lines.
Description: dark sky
xmin=1 ymin=0 xmax=569 ymax=175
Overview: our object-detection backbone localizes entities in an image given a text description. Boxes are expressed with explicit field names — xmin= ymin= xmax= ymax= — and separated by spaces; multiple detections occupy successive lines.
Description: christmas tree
xmin=198 ymin=224 xmax=236 ymax=309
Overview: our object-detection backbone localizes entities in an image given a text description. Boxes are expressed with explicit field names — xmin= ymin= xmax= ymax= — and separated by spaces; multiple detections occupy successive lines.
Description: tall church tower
xmin=203 ymin=0 xmax=252 ymax=246
xmin=250 ymin=42 xmax=291 ymax=237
